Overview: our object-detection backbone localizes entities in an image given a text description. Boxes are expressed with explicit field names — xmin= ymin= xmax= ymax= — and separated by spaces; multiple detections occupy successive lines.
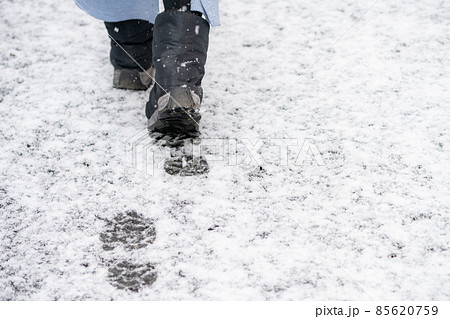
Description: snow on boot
xmin=146 ymin=10 xmax=210 ymax=135
xmin=105 ymin=20 xmax=155 ymax=90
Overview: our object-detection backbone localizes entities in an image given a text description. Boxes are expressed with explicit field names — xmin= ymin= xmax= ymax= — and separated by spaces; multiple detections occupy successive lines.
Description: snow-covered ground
xmin=1 ymin=0 xmax=449 ymax=300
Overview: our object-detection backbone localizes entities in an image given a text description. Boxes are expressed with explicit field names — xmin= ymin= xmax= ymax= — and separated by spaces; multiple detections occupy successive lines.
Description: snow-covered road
xmin=1 ymin=0 xmax=449 ymax=300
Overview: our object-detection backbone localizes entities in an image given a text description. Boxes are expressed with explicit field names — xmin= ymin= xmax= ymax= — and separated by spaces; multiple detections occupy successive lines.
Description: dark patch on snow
xmin=100 ymin=210 xmax=156 ymax=251
xmin=247 ymin=166 xmax=268 ymax=181
xmin=108 ymin=261 xmax=157 ymax=292
xmin=151 ymin=132 xmax=209 ymax=176
xmin=164 ymin=154 xmax=209 ymax=176
xmin=100 ymin=211 xmax=158 ymax=291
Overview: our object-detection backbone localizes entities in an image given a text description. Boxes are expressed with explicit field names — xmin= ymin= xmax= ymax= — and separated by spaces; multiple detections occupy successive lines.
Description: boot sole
xmin=148 ymin=107 xmax=201 ymax=135
xmin=147 ymin=87 xmax=201 ymax=135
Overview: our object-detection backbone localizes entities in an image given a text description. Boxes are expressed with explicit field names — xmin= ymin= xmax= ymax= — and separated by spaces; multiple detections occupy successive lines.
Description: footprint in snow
xmin=100 ymin=210 xmax=157 ymax=292
xmin=100 ymin=210 xmax=156 ymax=251
xmin=108 ymin=261 xmax=157 ymax=292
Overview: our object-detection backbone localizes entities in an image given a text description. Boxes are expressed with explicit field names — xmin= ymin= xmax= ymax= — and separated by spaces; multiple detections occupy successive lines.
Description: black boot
xmin=105 ymin=20 xmax=155 ymax=90
xmin=146 ymin=10 xmax=210 ymax=134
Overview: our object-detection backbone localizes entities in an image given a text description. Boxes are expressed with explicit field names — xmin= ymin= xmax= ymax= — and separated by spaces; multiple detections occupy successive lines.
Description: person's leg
xmin=105 ymin=19 xmax=154 ymax=90
xmin=146 ymin=0 xmax=210 ymax=134
xmin=162 ymin=0 xmax=192 ymax=11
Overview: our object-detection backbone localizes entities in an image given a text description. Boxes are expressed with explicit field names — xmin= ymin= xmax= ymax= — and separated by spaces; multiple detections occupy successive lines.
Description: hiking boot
xmin=146 ymin=10 xmax=210 ymax=134
xmin=105 ymin=19 xmax=154 ymax=90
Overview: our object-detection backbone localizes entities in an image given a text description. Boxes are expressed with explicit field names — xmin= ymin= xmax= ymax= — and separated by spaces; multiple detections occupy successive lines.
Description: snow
xmin=1 ymin=0 xmax=450 ymax=300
